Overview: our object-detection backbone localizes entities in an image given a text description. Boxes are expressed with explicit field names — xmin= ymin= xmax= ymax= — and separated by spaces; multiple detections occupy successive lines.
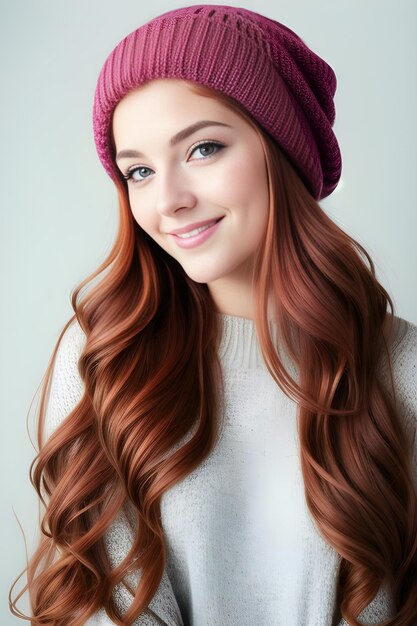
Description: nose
xmin=155 ymin=165 xmax=197 ymax=217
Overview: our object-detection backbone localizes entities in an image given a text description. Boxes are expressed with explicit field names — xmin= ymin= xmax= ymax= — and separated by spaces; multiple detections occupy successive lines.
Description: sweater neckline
xmin=215 ymin=312 xmax=408 ymax=371
xmin=216 ymin=312 xmax=282 ymax=370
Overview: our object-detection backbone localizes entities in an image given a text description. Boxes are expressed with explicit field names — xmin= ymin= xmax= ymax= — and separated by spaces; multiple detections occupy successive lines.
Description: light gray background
xmin=1 ymin=1 xmax=416 ymax=623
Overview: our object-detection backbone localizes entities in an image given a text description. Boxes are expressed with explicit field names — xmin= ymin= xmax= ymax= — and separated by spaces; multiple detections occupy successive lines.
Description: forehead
xmin=113 ymin=79 xmax=233 ymax=125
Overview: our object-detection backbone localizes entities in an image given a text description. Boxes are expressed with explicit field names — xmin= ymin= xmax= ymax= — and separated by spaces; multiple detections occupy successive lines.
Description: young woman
xmin=10 ymin=4 xmax=417 ymax=626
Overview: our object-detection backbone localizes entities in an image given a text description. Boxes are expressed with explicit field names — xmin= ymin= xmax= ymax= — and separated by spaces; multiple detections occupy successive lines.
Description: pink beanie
xmin=93 ymin=4 xmax=342 ymax=200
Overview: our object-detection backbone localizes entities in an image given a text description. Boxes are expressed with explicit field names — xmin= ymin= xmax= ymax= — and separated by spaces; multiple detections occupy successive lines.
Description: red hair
xmin=9 ymin=82 xmax=417 ymax=626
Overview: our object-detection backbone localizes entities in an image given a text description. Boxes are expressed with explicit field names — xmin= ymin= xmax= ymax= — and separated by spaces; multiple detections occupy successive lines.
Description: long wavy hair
xmin=10 ymin=81 xmax=417 ymax=626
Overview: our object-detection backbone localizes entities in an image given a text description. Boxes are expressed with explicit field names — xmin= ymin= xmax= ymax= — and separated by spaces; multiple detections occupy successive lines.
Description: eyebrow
xmin=115 ymin=120 xmax=232 ymax=162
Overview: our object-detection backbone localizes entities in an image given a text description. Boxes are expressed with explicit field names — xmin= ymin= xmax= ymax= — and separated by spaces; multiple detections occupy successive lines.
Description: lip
xmin=170 ymin=216 xmax=224 ymax=249
xmin=168 ymin=217 xmax=223 ymax=235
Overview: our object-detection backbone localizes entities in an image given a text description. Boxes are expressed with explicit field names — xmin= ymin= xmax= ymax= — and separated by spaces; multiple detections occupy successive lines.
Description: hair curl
xmin=9 ymin=81 xmax=417 ymax=626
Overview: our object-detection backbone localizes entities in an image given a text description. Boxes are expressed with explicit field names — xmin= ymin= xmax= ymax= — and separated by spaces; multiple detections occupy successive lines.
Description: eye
xmin=122 ymin=140 xmax=225 ymax=185
xmin=188 ymin=140 xmax=225 ymax=160
xmin=123 ymin=165 xmax=153 ymax=184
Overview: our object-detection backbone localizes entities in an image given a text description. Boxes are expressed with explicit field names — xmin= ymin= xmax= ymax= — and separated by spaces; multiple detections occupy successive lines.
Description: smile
xmin=171 ymin=217 xmax=224 ymax=249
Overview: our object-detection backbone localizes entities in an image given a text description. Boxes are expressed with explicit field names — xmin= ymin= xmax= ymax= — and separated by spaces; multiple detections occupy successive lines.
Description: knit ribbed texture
xmin=43 ymin=313 xmax=416 ymax=624
xmin=93 ymin=4 xmax=342 ymax=201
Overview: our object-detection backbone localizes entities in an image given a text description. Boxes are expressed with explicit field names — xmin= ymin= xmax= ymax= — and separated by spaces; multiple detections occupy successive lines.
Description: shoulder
xmin=43 ymin=317 xmax=87 ymax=442
xmin=388 ymin=314 xmax=417 ymax=359
xmin=54 ymin=317 xmax=87 ymax=371
xmin=379 ymin=314 xmax=417 ymax=472
xmin=384 ymin=315 xmax=417 ymax=415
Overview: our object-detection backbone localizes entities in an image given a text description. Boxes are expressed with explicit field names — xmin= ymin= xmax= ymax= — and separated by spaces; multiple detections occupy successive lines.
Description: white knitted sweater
xmin=43 ymin=313 xmax=417 ymax=626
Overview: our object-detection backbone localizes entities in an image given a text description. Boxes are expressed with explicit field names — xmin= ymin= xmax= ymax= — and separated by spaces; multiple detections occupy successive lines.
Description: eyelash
xmin=122 ymin=140 xmax=225 ymax=184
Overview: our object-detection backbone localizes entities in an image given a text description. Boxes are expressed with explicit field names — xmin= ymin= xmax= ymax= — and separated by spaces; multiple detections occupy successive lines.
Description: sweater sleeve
xmin=42 ymin=319 xmax=185 ymax=626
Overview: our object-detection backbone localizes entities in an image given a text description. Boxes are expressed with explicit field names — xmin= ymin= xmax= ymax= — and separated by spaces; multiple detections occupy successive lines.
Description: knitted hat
xmin=93 ymin=4 xmax=342 ymax=200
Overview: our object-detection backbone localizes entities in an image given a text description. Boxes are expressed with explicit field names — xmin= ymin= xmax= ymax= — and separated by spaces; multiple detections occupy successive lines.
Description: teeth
xmin=176 ymin=220 xmax=218 ymax=238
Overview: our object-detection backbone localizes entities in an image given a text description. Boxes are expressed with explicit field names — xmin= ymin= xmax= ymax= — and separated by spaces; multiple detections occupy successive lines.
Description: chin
xmin=184 ymin=272 xmax=213 ymax=284
xmin=181 ymin=266 xmax=224 ymax=285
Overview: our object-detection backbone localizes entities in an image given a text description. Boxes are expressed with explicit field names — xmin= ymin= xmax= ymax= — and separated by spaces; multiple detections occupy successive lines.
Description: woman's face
xmin=112 ymin=78 xmax=269 ymax=304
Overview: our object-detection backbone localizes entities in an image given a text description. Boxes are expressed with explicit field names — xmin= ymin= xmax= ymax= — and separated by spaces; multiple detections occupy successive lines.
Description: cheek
xmin=213 ymin=150 xmax=268 ymax=206
xmin=128 ymin=194 xmax=152 ymax=233
xmin=230 ymin=151 xmax=269 ymax=237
